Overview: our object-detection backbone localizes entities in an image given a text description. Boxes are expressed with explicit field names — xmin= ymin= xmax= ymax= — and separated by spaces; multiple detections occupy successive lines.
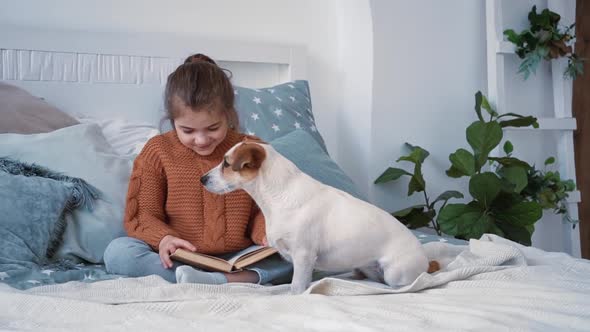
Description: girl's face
xmin=173 ymin=104 xmax=229 ymax=156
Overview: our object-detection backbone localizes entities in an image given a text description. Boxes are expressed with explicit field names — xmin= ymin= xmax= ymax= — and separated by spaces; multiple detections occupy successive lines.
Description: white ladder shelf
xmin=485 ymin=0 xmax=581 ymax=257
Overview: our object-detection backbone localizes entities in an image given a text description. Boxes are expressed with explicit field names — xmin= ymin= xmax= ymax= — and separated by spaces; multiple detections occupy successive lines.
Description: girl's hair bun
xmin=184 ymin=53 xmax=217 ymax=66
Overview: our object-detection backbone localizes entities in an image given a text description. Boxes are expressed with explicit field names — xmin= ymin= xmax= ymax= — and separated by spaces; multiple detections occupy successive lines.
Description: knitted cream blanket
xmin=1 ymin=234 xmax=589 ymax=331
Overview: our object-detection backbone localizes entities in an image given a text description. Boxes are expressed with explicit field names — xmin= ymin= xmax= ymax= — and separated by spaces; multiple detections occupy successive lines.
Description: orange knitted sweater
xmin=124 ymin=129 xmax=266 ymax=254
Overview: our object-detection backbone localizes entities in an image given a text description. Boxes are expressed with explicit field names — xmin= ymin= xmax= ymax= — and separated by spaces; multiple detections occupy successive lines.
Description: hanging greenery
xmin=503 ymin=5 xmax=584 ymax=80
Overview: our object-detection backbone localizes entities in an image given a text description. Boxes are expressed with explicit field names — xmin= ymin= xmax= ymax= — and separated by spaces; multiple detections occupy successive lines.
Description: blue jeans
xmin=103 ymin=237 xmax=293 ymax=284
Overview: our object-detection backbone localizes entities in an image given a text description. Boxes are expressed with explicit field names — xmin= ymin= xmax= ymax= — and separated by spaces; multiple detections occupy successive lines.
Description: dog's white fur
xmin=201 ymin=142 xmax=431 ymax=294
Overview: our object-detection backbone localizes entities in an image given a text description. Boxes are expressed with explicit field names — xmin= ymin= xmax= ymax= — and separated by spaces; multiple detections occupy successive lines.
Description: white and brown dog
xmin=201 ymin=138 xmax=439 ymax=294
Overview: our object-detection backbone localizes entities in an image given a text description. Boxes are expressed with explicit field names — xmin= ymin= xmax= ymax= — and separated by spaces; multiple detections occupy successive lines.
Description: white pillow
xmin=0 ymin=124 xmax=133 ymax=263
xmin=76 ymin=115 xmax=160 ymax=156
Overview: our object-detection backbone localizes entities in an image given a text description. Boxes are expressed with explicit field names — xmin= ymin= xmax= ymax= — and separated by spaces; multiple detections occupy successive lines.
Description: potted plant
xmin=504 ymin=5 xmax=584 ymax=80
xmin=375 ymin=91 xmax=577 ymax=245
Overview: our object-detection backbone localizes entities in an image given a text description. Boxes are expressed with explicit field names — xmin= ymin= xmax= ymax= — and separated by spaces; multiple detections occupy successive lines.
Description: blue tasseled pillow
xmin=0 ymin=158 xmax=99 ymax=276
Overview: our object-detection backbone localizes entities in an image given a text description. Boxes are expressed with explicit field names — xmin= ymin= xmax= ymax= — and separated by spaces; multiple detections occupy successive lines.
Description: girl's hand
xmin=158 ymin=235 xmax=197 ymax=269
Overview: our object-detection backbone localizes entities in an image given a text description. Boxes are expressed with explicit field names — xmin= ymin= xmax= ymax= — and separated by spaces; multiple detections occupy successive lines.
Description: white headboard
xmin=0 ymin=25 xmax=307 ymax=127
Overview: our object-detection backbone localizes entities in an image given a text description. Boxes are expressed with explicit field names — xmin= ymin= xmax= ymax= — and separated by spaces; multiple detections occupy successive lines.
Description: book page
xmin=226 ymin=245 xmax=266 ymax=266
xmin=171 ymin=246 xmax=277 ymax=272
xmin=170 ymin=249 xmax=233 ymax=273
xmin=233 ymin=247 xmax=278 ymax=270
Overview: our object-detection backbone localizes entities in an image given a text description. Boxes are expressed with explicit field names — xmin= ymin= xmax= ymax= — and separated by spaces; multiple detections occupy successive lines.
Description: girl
xmin=104 ymin=54 xmax=293 ymax=285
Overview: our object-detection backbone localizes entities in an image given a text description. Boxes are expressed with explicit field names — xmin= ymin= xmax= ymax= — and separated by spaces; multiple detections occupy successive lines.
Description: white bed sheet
xmin=1 ymin=234 xmax=588 ymax=331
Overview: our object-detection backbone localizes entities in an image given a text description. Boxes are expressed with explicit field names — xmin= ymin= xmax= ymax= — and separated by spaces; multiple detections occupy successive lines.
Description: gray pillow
xmin=0 ymin=82 xmax=79 ymax=134
xmin=0 ymin=124 xmax=133 ymax=263
xmin=0 ymin=172 xmax=74 ymax=273
xmin=270 ymin=130 xmax=365 ymax=200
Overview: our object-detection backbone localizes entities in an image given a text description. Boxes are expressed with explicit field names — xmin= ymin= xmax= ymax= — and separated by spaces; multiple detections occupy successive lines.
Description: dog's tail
xmin=427 ymin=260 xmax=440 ymax=273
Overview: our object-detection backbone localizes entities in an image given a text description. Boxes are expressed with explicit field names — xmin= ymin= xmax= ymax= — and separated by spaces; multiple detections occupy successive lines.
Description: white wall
xmin=315 ymin=0 xmax=374 ymax=196
xmin=0 ymin=0 xmax=311 ymax=45
xmin=369 ymin=0 xmax=487 ymax=208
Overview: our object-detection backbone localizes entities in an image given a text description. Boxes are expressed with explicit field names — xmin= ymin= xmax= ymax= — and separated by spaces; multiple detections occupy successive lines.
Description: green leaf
xmin=503 ymin=141 xmax=514 ymax=154
xmin=438 ymin=203 xmax=473 ymax=235
xmin=565 ymin=55 xmax=585 ymax=80
xmin=408 ymin=163 xmax=426 ymax=195
xmin=431 ymin=190 xmax=464 ymax=207
xmin=469 ymin=172 xmax=502 ymax=208
xmin=563 ymin=179 xmax=576 ymax=191
xmin=524 ymin=224 xmax=535 ymax=235
xmin=495 ymin=201 xmax=542 ymax=226
xmin=374 ymin=167 xmax=412 ymax=184
xmin=396 ymin=208 xmax=435 ymax=229
xmin=480 ymin=94 xmax=498 ymax=117
xmin=448 ymin=148 xmax=476 ymax=177
xmin=466 ymin=213 xmax=494 ymax=240
xmin=538 ymin=189 xmax=556 ymax=208
xmin=544 ymin=157 xmax=555 ymax=165
xmin=491 ymin=191 xmax=524 ymax=211
xmin=518 ymin=47 xmax=547 ymax=80
xmin=499 ymin=116 xmax=539 ymax=128
xmin=497 ymin=112 xmax=528 ymax=119
xmin=474 ymin=91 xmax=484 ymax=122
xmin=392 ymin=205 xmax=426 ymax=217
xmin=504 ymin=29 xmax=521 ymax=45
xmin=522 ymin=31 xmax=539 ymax=51
xmin=498 ymin=166 xmax=528 ymax=193
xmin=466 ymin=121 xmax=503 ymax=171
xmin=497 ymin=223 xmax=533 ymax=246
xmin=397 ymin=144 xmax=430 ymax=164
xmin=488 ymin=157 xmax=532 ymax=169
xmin=487 ymin=223 xmax=506 ymax=237
xmin=438 ymin=202 xmax=490 ymax=239
xmin=498 ymin=176 xmax=519 ymax=193
xmin=446 ymin=165 xmax=464 ymax=178
xmin=544 ymin=171 xmax=561 ymax=182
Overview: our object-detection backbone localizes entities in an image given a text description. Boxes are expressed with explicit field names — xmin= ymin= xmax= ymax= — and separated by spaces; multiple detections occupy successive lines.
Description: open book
xmin=170 ymin=245 xmax=278 ymax=273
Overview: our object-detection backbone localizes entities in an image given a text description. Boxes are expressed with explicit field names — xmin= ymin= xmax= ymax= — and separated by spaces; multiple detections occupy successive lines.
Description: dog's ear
xmin=231 ymin=143 xmax=266 ymax=172
xmin=242 ymin=135 xmax=268 ymax=144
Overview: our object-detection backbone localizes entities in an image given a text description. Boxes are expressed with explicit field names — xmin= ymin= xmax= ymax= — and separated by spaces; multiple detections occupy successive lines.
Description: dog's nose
xmin=200 ymin=175 xmax=208 ymax=185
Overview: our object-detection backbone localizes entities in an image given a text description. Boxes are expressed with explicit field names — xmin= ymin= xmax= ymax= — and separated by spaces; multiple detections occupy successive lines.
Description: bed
xmin=1 ymin=26 xmax=589 ymax=331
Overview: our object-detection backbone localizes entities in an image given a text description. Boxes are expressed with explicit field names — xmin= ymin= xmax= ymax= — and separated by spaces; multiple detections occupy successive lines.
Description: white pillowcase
xmin=0 ymin=124 xmax=133 ymax=263
xmin=76 ymin=115 xmax=160 ymax=156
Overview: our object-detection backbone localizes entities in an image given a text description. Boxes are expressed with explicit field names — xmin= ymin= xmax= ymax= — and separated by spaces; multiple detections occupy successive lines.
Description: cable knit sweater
xmin=124 ymin=129 xmax=266 ymax=254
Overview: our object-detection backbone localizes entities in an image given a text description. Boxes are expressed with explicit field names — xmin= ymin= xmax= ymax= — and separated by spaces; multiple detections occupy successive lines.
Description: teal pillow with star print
xmin=270 ymin=130 xmax=366 ymax=201
xmin=235 ymin=80 xmax=327 ymax=152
